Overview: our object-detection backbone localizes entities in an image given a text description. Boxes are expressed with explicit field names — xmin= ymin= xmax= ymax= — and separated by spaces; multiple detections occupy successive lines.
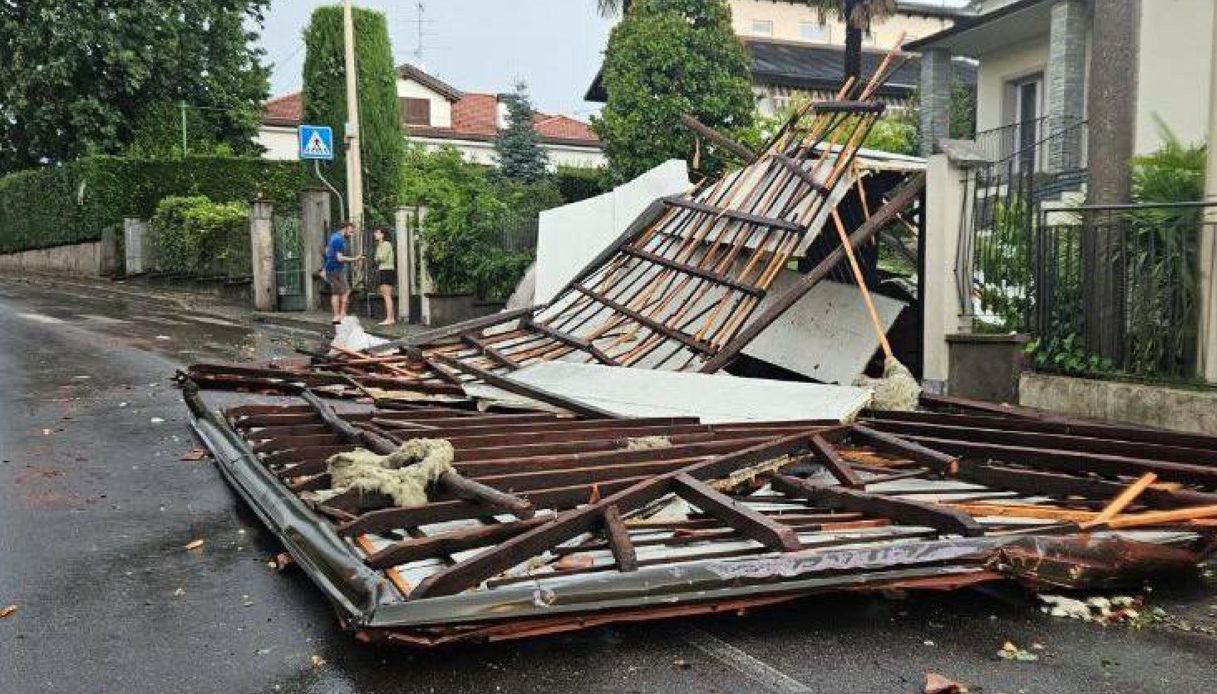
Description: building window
xmin=799 ymin=21 xmax=829 ymax=43
xmin=400 ymin=97 xmax=430 ymax=126
xmin=751 ymin=19 xmax=773 ymax=36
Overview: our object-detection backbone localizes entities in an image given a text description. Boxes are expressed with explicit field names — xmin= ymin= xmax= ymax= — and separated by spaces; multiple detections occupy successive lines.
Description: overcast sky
xmin=260 ymin=1 xmax=971 ymax=119
xmin=261 ymin=0 xmax=614 ymax=119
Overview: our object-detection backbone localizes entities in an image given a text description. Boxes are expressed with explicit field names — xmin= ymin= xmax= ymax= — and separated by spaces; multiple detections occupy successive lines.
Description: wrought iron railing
xmin=1029 ymin=201 xmax=1215 ymax=381
xmin=956 ymin=117 xmax=1089 ymax=326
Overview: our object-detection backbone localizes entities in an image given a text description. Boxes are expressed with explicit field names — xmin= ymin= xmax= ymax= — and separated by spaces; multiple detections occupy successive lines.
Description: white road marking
xmin=76 ymin=314 xmax=129 ymax=325
xmin=680 ymin=627 xmax=813 ymax=694
xmin=16 ymin=312 xmax=65 ymax=324
xmin=179 ymin=315 xmax=241 ymax=328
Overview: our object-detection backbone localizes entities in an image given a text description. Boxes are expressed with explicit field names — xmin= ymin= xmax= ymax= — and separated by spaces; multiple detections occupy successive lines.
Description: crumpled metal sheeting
xmin=989 ymin=534 xmax=1202 ymax=591
xmin=182 ymin=380 xmax=1217 ymax=646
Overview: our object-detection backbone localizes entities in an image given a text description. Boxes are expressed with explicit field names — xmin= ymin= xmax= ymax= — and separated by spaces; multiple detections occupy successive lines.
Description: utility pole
xmin=343 ymin=0 xmax=365 ymax=230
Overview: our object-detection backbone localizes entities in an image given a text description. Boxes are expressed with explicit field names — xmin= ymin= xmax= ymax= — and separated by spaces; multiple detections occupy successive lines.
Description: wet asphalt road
xmin=2 ymin=277 xmax=1217 ymax=694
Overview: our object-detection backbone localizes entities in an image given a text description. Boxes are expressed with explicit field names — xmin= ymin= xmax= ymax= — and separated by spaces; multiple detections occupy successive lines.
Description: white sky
xmin=259 ymin=1 xmax=972 ymax=119
xmin=261 ymin=0 xmax=614 ymax=119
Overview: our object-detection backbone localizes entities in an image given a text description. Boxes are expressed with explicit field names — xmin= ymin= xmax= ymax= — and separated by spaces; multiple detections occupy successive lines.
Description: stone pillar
xmin=1046 ymin=0 xmax=1088 ymax=171
xmin=249 ymin=200 xmax=276 ymax=311
xmin=394 ymin=207 xmax=414 ymax=322
xmin=1199 ymin=4 xmax=1217 ymax=383
xmin=300 ymin=189 xmax=331 ymax=310
xmin=414 ymin=206 xmax=437 ymax=326
xmin=922 ymin=143 xmax=990 ymax=393
xmin=1084 ymin=0 xmax=1140 ymax=362
xmin=98 ymin=226 xmax=120 ymax=277
xmin=919 ymin=48 xmax=953 ymax=157
xmin=123 ymin=218 xmax=148 ymax=275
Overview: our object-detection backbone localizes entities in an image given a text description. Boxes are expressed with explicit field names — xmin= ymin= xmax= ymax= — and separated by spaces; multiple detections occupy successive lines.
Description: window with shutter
xmin=400 ymin=98 xmax=431 ymax=126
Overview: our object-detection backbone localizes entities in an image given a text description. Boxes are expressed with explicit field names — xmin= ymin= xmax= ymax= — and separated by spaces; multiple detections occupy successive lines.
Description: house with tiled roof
xmin=258 ymin=63 xmax=605 ymax=169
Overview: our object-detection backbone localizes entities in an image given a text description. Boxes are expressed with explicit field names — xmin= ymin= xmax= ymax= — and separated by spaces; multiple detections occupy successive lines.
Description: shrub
xmin=0 ymin=155 xmax=300 ymax=254
xmin=554 ymin=166 xmax=611 ymax=203
xmin=402 ymin=145 xmax=563 ymax=297
xmin=151 ymin=196 xmax=250 ymax=276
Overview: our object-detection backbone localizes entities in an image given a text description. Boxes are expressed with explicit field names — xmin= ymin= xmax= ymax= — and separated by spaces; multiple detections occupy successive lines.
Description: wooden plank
xmin=523 ymin=316 xmax=620 ymax=366
xmin=673 ymin=474 xmax=802 ymax=551
xmin=619 ymin=245 xmax=765 ymax=297
xmin=394 ymin=306 xmax=534 ymax=349
xmin=849 ymin=425 xmax=958 ymax=474
xmin=427 ymin=352 xmax=618 ymax=419
xmin=679 ymin=114 xmax=757 ymax=162
xmin=364 ymin=517 xmax=550 ymax=569
xmin=602 ymin=504 xmax=638 ymax=572
xmin=300 ymin=389 xmax=535 ymax=520
xmin=772 ymin=155 xmax=830 ymax=196
xmin=661 ymin=195 xmax=805 ymax=233
xmin=772 ymin=475 xmax=985 ymax=537
xmin=409 ymin=432 xmax=818 ymax=598
xmin=810 ymin=434 xmax=864 ymax=488
xmin=1081 ymin=473 xmax=1158 ymax=528
xmin=902 ymin=434 xmax=1217 ymax=486
xmin=812 ymin=100 xmax=886 ymax=114
xmin=1101 ymin=504 xmax=1217 ymax=529
xmin=460 ymin=332 xmax=521 ymax=370
xmin=573 ymin=284 xmax=715 ymax=355
xmin=701 ymin=173 xmax=925 ymax=372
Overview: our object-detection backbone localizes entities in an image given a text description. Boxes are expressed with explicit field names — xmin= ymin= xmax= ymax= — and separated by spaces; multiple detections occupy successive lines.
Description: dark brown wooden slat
xmin=602 ymin=504 xmax=638 ymax=572
xmin=460 ymin=332 xmax=521 ymax=370
xmin=409 ymin=432 xmax=817 ymax=598
xmin=427 ymin=352 xmax=617 ymax=419
xmin=672 ymin=474 xmax=802 ymax=552
xmin=812 ymin=100 xmax=886 ymax=114
xmin=849 ymin=425 xmax=959 ymax=474
xmin=771 ymin=475 xmax=985 ymax=537
xmin=772 ymin=155 xmax=831 ymax=196
xmin=661 ymin=195 xmax=805 ymax=234
xmin=522 ymin=317 xmax=620 ymax=366
xmin=619 ymin=245 xmax=765 ymax=297
xmin=573 ymin=284 xmax=715 ymax=355
xmin=811 ymin=434 xmax=865 ymax=488
xmin=300 ymin=390 xmax=535 ymax=520
xmin=364 ymin=517 xmax=551 ymax=569
xmin=679 ymin=114 xmax=757 ymax=162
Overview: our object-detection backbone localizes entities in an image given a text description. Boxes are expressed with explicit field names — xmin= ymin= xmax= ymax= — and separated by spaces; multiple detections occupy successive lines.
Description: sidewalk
xmin=0 ymin=270 xmax=425 ymax=341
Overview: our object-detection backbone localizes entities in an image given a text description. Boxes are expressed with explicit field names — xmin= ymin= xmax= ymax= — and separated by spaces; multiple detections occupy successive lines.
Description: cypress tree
xmin=301 ymin=6 xmax=404 ymax=225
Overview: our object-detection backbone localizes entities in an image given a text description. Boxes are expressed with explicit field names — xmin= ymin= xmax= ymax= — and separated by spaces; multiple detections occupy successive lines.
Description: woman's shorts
xmin=378 ymin=269 xmax=396 ymax=287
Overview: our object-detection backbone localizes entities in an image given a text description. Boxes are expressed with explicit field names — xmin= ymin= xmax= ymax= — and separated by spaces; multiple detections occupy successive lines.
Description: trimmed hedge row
xmin=0 ymin=155 xmax=301 ymax=254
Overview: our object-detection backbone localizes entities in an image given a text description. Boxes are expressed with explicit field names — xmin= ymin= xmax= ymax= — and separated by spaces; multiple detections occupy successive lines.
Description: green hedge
xmin=151 ymin=196 xmax=251 ymax=277
xmin=554 ymin=166 xmax=610 ymax=204
xmin=0 ymin=155 xmax=301 ymax=254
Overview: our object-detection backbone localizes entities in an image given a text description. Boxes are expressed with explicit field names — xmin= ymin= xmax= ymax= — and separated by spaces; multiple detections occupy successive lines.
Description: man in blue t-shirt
xmin=324 ymin=221 xmax=362 ymax=323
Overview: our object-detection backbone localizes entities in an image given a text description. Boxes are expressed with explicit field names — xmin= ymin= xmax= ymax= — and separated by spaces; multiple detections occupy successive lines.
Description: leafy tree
xmin=0 ymin=0 xmax=270 ymax=173
xmin=593 ymin=0 xmax=755 ymax=182
xmin=494 ymin=81 xmax=550 ymax=183
xmin=302 ymin=5 xmax=405 ymax=225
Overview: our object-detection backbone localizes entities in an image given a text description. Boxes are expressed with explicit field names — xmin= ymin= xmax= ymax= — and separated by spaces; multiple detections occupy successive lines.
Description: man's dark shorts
xmin=326 ymin=268 xmax=350 ymax=294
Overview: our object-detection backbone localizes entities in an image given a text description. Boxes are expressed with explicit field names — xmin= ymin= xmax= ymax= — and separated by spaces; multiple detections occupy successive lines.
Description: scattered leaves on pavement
xmin=924 ymin=672 xmax=967 ymax=694
xmin=998 ymin=641 xmax=1039 ymax=662
xmin=311 ymin=655 xmax=326 ymax=669
xmin=179 ymin=448 xmax=210 ymax=461
xmin=0 ymin=604 xmax=17 ymax=619
xmin=184 ymin=539 xmax=205 ymax=551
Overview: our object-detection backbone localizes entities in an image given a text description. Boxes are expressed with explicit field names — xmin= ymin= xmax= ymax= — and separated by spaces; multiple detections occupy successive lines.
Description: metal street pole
xmin=343 ymin=0 xmax=365 ymax=229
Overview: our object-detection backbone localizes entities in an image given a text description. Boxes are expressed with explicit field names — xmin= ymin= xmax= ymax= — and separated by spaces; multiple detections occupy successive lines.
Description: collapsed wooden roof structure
xmin=179 ymin=48 xmax=1217 ymax=646
xmin=183 ymin=384 xmax=1217 ymax=646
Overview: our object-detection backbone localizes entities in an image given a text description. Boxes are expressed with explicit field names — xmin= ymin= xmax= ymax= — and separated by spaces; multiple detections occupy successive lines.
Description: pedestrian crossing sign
xmin=298 ymin=125 xmax=334 ymax=161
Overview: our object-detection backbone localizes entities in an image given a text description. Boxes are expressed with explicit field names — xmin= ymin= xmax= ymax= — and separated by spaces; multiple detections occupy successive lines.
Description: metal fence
xmin=960 ymin=117 xmax=1089 ymax=328
xmin=1029 ymin=202 xmax=1215 ymax=380
xmin=494 ymin=214 xmax=539 ymax=255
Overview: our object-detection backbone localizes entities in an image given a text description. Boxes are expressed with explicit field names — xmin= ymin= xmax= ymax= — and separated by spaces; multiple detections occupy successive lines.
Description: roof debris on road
xmin=175 ymin=49 xmax=1217 ymax=647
